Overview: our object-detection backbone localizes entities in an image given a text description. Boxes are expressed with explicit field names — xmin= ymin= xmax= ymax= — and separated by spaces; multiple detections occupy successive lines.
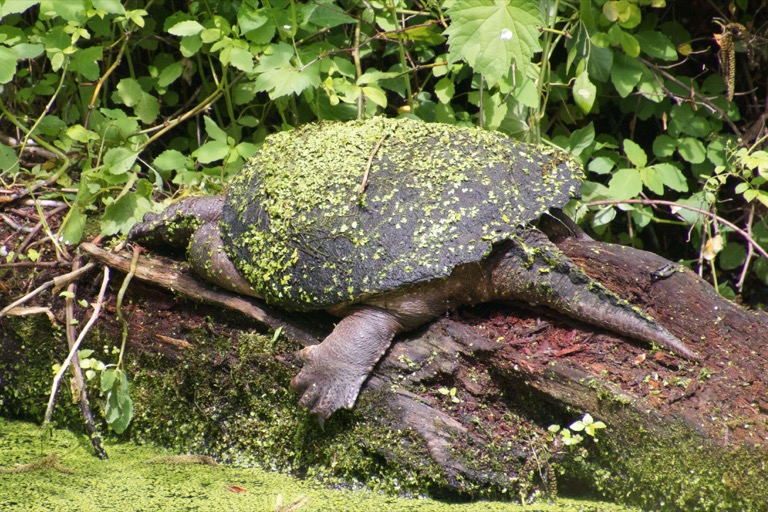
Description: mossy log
xmin=4 ymin=235 xmax=767 ymax=511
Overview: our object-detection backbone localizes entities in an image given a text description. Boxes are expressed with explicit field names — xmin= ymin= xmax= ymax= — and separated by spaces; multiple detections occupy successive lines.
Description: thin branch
xmin=43 ymin=266 xmax=110 ymax=427
xmin=586 ymin=199 xmax=768 ymax=260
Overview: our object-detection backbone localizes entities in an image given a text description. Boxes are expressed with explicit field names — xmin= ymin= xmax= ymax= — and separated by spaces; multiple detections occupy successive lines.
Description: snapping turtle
xmin=129 ymin=118 xmax=697 ymax=419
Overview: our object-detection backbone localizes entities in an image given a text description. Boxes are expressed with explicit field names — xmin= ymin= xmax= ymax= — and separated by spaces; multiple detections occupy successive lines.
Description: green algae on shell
xmin=221 ymin=117 xmax=583 ymax=310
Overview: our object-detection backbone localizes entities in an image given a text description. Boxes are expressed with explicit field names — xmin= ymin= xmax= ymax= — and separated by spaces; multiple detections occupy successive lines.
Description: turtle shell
xmin=221 ymin=118 xmax=583 ymax=311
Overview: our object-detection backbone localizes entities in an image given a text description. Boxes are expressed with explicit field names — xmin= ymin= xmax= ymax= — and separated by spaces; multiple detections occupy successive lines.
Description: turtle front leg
xmin=290 ymin=306 xmax=403 ymax=419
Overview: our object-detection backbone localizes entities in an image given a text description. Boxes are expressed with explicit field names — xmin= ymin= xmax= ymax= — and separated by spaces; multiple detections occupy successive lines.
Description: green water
xmin=0 ymin=418 xmax=638 ymax=512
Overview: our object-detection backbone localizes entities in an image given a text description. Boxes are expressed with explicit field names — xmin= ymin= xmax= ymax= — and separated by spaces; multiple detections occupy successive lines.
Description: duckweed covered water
xmin=0 ymin=418 xmax=639 ymax=512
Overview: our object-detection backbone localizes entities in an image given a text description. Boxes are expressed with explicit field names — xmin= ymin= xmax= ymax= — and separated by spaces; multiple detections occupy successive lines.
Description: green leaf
xmin=304 ymin=0 xmax=355 ymax=28
xmin=719 ymin=243 xmax=746 ymax=271
xmin=640 ymin=165 xmax=664 ymax=195
xmin=168 ymin=20 xmax=205 ymax=37
xmin=115 ymin=78 xmax=144 ymax=107
xmin=651 ymin=163 xmax=688 ymax=192
xmin=203 ymin=116 xmax=227 ymax=141
xmin=652 ymin=134 xmax=677 ymax=157
xmin=0 ymin=46 xmax=17 ymax=84
xmin=362 ymin=85 xmax=387 ymax=108
xmin=635 ymin=30 xmax=677 ymax=60
xmin=197 ymin=140 xmax=230 ymax=164
xmin=608 ymin=167 xmax=643 ymax=199
xmin=569 ymin=123 xmax=595 ymax=157
xmin=677 ymin=137 xmax=706 ymax=164
xmin=588 ymin=155 xmax=616 ymax=175
xmin=60 ymin=205 xmax=86 ymax=245
xmin=157 ymin=62 xmax=183 ymax=88
xmin=572 ymin=70 xmax=596 ymax=113
xmin=253 ymin=43 xmax=321 ymax=99
xmin=444 ymin=0 xmax=543 ymax=86
xmin=71 ymin=46 xmax=103 ymax=81
xmin=101 ymin=191 xmax=152 ymax=236
xmin=623 ymin=139 xmax=647 ymax=167
xmin=1 ymin=1 xmax=41 ymax=16
xmin=434 ymin=77 xmax=455 ymax=104
xmin=153 ymin=150 xmax=188 ymax=172
xmin=179 ymin=34 xmax=203 ymax=57
xmin=0 ymin=143 xmax=19 ymax=174
xmin=619 ymin=31 xmax=640 ymax=57
xmin=92 ymin=0 xmax=125 ymax=14
xmin=227 ymin=46 xmax=254 ymax=73
xmin=611 ymin=53 xmax=644 ymax=97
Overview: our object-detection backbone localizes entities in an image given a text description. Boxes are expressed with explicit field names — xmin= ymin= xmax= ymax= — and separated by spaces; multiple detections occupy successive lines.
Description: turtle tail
xmin=491 ymin=228 xmax=699 ymax=360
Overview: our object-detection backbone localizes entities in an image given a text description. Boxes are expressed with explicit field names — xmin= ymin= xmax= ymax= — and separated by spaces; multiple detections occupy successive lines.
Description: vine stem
xmin=586 ymin=198 xmax=768 ymax=260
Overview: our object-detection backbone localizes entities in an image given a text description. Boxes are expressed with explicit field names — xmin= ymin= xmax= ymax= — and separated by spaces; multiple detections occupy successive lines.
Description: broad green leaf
xmin=635 ymin=30 xmax=677 ymax=61
xmin=0 ymin=47 xmax=17 ymax=84
xmin=611 ymin=53 xmax=644 ymax=97
xmin=135 ymin=93 xmax=159 ymax=124
xmin=572 ymin=70 xmax=596 ymax=113
xmin=719 ymin=243 xmax=746 ymax=271
xmin=71 ymin=46 xmax=103 ymax=81
xmin=623 ymin=139 xmax=647 ymax=167
xmin=356 ymin=70 xmax=401 ymax=86
xmin=619 ymin=31 xmax=640 ymax=57
xmin=1 ymin=1 xmax=41 ymax=16
xmin=153 ymin=150 xmax=188 ymax=172
xmin=592 ymin=206 xmax=617 ymax=228
xmin=253 ymin=43 xmax=321 ymax=99
xmin=40 ymin=0 xmax=85 ymax=22
xmin=115 ymin=78 xmax=144 ymax=107
xmin=0 ymin=143 xmax=19 ymax=174
xmin=362 ymin=85 xmax=387 ymax=108
xmin=304 ymin=0 xmax=355 ymax=28
xmin=92 ymin=0 xmax=125 ymax=14
xmin=104 ymin=147 xmax=138 ymax=175
xmin=588 ymin=155 xmax=615 ymax=175
xmin=11 ymin=43 xmax=44 ymax=60
xmin=180 ymin=34 xmax=203 ymax=57
xmin=569 ymin=123 xmax=595 ymax=157
xmin=157 ymin=62 xmax=183 ymax=87
xmin=651 ymin=163 xmax=688 ymax=192
xmin=168 ymin=20 xmax=205 ymax=37
xmin=677 ymin=137 xmax=706 ymax=164
xmin=652 ymin=134 xmax=677 ymax=157
xmin=101 ymin=191 xmax=152 ymax=236
xmin=203 ymin=116 xmax=227 ymax=141
xmin=640 ymin=166 xmax=664 ymax=195
xmin=434 ymin=77 xmax=455 ymax=104
xmin=227 ymin=46 xmax=254 ymax=73
xmin=608 ymin=167 xmax=643 ymax=199
xmin=197 ymin=140 xmax=229 ymax=164
xmin=672 ymin=192 xmax=709 ymax=224
xmin=444 ymin=0 xmax=542 ymax=86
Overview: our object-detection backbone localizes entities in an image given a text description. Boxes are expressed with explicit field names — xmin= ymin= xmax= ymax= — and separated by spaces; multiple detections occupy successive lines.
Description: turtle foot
xmin=290 ymin=345 xmax=367 ymax=420
xmin=289 ymin=307 xmax=402 ymax=419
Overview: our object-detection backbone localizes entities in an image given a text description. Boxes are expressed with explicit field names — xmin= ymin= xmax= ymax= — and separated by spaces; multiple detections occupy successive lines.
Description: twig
xmin=85 ymin=35 xmax=128 ymax=129
xmin=115 ymin=247 xmax=140 ymax=369
xmin=736 ymin=203 xmax=755 ymax=292
xmin=43 ymin=266 xmax=110 ymax=427
xmin=640 ymin=58 xmax=741 ymax=137
xmin=358 ymin=133 xmax=389 ymax=194
xmin=586 ymin=199 xmax=768 ymax=260
xmin=65 ymin=258 xmax=108 ymax=460
xmin=0 ymin=262 xmax=96 ymax=319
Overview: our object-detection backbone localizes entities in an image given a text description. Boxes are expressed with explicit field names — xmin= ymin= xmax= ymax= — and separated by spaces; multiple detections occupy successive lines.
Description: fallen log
xmin=76 ymin=236 xmax=768 ymax=510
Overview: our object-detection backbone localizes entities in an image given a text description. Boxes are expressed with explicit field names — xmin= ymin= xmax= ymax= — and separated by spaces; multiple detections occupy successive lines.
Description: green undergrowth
xmin=0 ymin=418 xmax=640 ymax=512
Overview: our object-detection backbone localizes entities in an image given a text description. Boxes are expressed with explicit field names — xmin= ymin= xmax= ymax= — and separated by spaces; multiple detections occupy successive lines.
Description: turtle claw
xmin=290 ymin=345 xmax=363 ymax=419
